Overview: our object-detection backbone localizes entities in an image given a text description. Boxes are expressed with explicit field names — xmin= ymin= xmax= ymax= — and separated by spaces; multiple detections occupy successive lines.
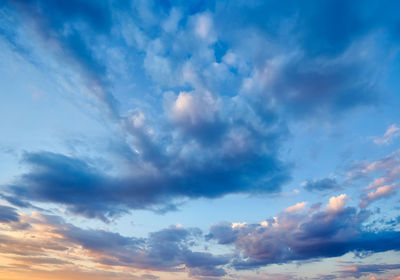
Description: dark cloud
xmin=207 ymin=198 xmax=400 ymax=269
xmin=302 ymin=178 xmax=340 ymax=192
xmin=0 ymin=194 xmax=45 ymax=212
xmin=5 ymin=152 xmax=127 ymax=222
xmin=0 ymin=205 xmax=19 ymax=223
xmin=3 ymin=134 xmax=289 ymax=220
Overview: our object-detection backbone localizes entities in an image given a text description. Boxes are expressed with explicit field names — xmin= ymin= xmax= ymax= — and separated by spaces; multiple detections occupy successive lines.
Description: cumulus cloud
xmin=326 ymin=194 xmax=347 ymax=212
xmin=194 ymin=13 xmax=214 ymax=40
xmin=207 ymin=195 xmax=400 ymax=268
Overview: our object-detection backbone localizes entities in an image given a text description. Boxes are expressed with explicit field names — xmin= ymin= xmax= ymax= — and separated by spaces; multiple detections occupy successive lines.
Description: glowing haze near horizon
xmin=1 ymin=1 xmax=400 ymax=279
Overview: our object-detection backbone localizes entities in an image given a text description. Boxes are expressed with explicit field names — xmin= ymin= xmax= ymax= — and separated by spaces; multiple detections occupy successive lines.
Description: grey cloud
xmin=0 ymin=205 xmax=19 ymax=223
xmin=208 ymin=202 xmax=400 ymax=268
xmin=302 ymin=178 xmax=340 ymax=192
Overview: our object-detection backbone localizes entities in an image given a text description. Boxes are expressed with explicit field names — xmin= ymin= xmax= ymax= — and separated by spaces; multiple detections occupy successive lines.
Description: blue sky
xmin=0 ymin=1 xmax=400 ymax=279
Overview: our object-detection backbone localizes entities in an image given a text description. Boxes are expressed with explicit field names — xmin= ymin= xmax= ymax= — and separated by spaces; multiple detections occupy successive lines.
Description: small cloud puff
xmin=326 ymin=194 xmax=347 ymax=212
xmin=284 ymin=201 xmax=307 ymax=213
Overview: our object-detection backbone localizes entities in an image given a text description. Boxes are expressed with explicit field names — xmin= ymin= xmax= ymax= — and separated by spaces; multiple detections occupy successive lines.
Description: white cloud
xmin=232 ymin=222 xmax=247 ymax=229
xmin=360 ymin=184 xmax=398 ymax=208
xmin=326 ymin=194 xmax=347 ymax=212
xmin=284 ymin=201 xmax=307 ymax=213
xmin=162 ymin=8 xmax=182 ymax=33
xmin=169 ymin=91 xmax=217 ymax=126
xmin=374 ymin=124 xmax=400 ymax=145
xmin=195 ymin=13 xmax=212 ymax=39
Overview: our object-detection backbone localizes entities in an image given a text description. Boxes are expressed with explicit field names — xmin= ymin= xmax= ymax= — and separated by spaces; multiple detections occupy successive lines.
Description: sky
xmin=0 ymin=0 xmax=400 ymax=279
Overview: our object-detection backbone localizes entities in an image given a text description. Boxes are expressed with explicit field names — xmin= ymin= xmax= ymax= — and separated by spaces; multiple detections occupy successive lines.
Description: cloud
xmin=5 ymin=0 xmax=118 ymax=116
xmin=360 ymin=184 xmax=399 ymax=209
xmin=213 ymin=2 xmax=398 ymax=120
xmin=325 ymin=194 xmax=347 ymax=212
xmin=285 ymin=201 xmax=307 ymax=213
xmin=3 ymin=106 xmax=290 ymax=220
xmin=374 ymin=124 xmax=400 ymax=145
xmin=0 ymin=211 xmax=229 ymax=278
xmin=2 ymin=0 xmax=399 ymax=222
xmin=58 ymin=222 xmax=230 ymax=275
xmin=302 ymin=178 xmax=340 ymax=192
xmin=207 ymin=195 xmax=400 ymax=268
xmin=1 ymin=1 xmax=400 ymax=279
xmin=346 ymin=151 xmax=400 ymax=209
xmin=339 ymin=264 xmax=400 ymax=278
xmin=0 ymin=205 xmax=19 ymax=223
xmin=141 ymin=274 xmax=159 ymax=280
xmin=239 ymin=44 xmax=381 ymax=119
xmin=346 ymin=150 xmax=400 ymax=182
xmin=6 ymin=0 xmax=396 ymax=122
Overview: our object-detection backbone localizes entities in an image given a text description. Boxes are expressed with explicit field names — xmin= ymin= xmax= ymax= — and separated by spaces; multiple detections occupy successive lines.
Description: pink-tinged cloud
xmin=360 ymin=184 xmax=398 ymax=208
xmin=326 ymin=194 xmax=347 ymax=212
xmin=284 ymin=201 xmax=307 ymax=213
xmin=0 ymin=207 xmax=229 ymax=280
xmin=338 ymin=263 xmax=400 ymax=279
xmin=207 ymin=195 xmax=400 ymax=269
xmin=374 ymin=124 xmax=400 ymax=145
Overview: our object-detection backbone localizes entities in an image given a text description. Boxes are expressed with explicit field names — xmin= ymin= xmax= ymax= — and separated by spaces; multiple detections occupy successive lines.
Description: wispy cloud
xmin=374 ymin=124 xmax=400 ymax=145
